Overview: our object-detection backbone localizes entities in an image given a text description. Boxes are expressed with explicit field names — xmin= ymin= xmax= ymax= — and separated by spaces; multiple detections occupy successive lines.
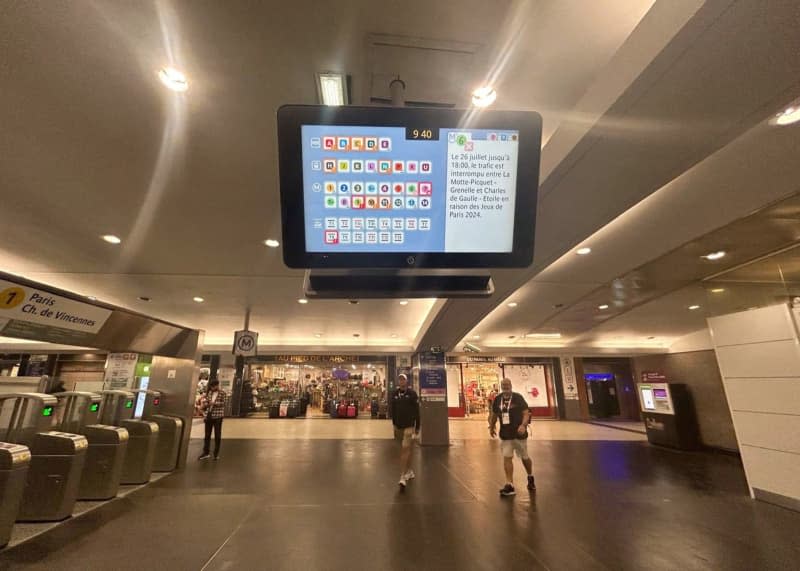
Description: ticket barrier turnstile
xmin=53 ymin=392 xmax=129 ymax=500
xmin=0 ymin=442 xmax=30 ymax=547
xmin=98 ymin=390 xmax=158 ymax=485
xmin=0 ymin=393 xmax=87 ymax=522
xmin=133 ymin=389 xmax=184 ymax=472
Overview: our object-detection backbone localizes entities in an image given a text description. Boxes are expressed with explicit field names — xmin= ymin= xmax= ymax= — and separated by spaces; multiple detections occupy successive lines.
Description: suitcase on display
xmin=287 ymin=400 xmax=299 ymax=418
xmin=329 ymin=401 xmax=338 ymax=418
xmin=279 ymin=401 xmax=289 ymax=417
xmin=268 ymin=402 xmax=280 ymax=418
xmin=337 ymin=403 xmax=348 ymax=418
xmin=347 ymin=403 xmax=357 ymax=418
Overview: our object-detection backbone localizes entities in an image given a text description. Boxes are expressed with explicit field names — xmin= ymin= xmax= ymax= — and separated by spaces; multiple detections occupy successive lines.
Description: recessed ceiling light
xmin=298 ymin=299 xmax=309 ymax=304
xmin=193 ymin=296 xmax=204 ymax=303
xmin=774 ymin=105 xmax=800 ymax=126
xmin=598 ymin=304 xmax=609 ymax=310
xmin=101 ymin=234 xmax=121 ymax=244
xmin=688 ymin=305 xmax=701 ymax=310
xmin=390 ymin=333 xmax=398 ymax=338
xmin=264 ymin=239 xmax=280 ymax=248
xmin=471 ymin=86 xmax=497 ymax=108
xmin=158 ymin=67 xmax=188 ymax=92
xmin=507 ymin=302 xmax=518 ymax=308
xmin=314 ymin=333 xmax=323 ymax=338
xmin=138 ymin=296 xmax=151 ymax=302
xmin=576 ymin=247 xmax=592 ymax=255
xmin=316 ymin=72 xmax=349 ymax=106
xmin=472 ymin=335 xmax=481 ymax=339
xmin=711 ymin=288 xmax=725 ymax=293
xmin=702 ymin=251 xmax=726 ymax=261
xmin=526 ymin=333 xmax=562 ymax=339
xmin=399 ymin=300 xmax=409 ymax=306
xmin=87 ymin=296 xmax=97 ymax=301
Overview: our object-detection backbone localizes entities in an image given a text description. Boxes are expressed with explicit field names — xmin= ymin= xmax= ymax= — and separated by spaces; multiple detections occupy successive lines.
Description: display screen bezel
xmin=277 ymin=105 xmax=542 ymax=269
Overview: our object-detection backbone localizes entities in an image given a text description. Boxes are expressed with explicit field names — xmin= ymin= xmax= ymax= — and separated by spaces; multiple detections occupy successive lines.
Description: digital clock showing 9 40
xmin=405 ymin=126 xmax=439 ymax=140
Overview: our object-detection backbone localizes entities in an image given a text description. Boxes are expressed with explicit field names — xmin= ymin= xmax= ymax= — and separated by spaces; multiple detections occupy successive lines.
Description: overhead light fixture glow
xmin=316 ymin=72 xmax=348 ymax=106
xmin=472 ymin=335 xmax=481 ymax=339
xmin=471 ymin=86 xmax=497 ymax=108
xmin=507 ymin=302 xmax=518 ymax=308
xmin=598 ymin=304 xmax=609 ymax=310
xmin=351 ymin=364 xmax=356 ymax=370
xmin=193 ymin=296 xmax=204 ymax=303
xmin=101 ymin=234 xmax=121 ymax=244
xmin=314 ymin=333 xmax=323 ymax=338
xmin=775 ymin=105 xmax=800 ymax=126
xmin=390 ymin=333 xmax=398 ymax=338
xmin=87 ymin=296 xmax=97 ymax=301
xmin=688 ymin=305 xmax=701 ymax=310
xmin=576 ymin=247 xmax=592 ymax=255
xmin=525 ymin=333 xmax=562 ymax=339
xmin=158 ymin=67 xmax=188 ymax=92
xmin=264 ymin=239 xmax=280 ymax=248
xmin=399 ymin=300 xmax=409 ymax=306
xmin=298 ymin=299 xmax=309 ymax=304
xmin=702 ymin=251 xmax=726 ymax=261
xmin=711 ymin=288 xmax=725 ymax=293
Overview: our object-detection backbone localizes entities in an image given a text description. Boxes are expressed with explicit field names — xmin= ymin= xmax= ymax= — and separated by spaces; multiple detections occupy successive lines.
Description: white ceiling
xmin=1 ymin=0 xmax=799 ymax=355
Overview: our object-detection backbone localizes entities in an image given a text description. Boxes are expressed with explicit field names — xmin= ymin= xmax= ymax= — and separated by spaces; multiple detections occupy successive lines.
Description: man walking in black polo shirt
xmin=391 ymin=373 xmax=420 ymax=490
xmin=489 ymin=378 xmax=535 ymax=496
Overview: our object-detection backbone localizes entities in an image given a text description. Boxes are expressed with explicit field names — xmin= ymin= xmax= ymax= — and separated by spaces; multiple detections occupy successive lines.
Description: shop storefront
xmin=240 ymin=354 xmax=395 ymax=418
xmin=446 ymin=355 xmax=560 ymax=419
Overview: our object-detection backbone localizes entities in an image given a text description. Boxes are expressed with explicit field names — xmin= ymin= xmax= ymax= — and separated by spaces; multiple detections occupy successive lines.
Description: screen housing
xmin=277 ymin=105 xmax=542 ymax=269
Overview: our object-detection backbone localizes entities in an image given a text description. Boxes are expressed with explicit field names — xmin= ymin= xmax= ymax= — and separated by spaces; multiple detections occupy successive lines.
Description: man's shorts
xmin=394 ymin=427 xmax=414 ymax=448
xmin=501 ymin=438 xmax=530 ymax=459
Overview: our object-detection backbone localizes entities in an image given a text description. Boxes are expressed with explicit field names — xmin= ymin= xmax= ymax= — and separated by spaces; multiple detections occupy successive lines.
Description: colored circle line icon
xmin=0 ymin=287 xmax=26 ymax=310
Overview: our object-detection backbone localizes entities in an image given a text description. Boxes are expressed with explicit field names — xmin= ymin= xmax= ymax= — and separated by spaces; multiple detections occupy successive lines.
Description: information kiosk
xmin=637 ymin=382 xmax=700 ymax=450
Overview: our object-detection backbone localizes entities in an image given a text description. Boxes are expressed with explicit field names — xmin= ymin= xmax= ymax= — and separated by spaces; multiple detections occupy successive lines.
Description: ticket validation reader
xmin=0 ymin=393 xmax=87 ymax=522
xmin=99 ymin=390 xmax=158 ymax=485
xmin=53 ymin=392 xmax=129 ymax=500
xmin=0 ymin=442 xmax=30 ymax=547
xmin=638 ymin=383 xmax=699 ymax=450
xmin=133 ymin=389 xmax=183 ymax=472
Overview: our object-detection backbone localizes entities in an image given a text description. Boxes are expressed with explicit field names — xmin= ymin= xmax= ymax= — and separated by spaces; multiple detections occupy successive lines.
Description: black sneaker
xmin=499 ymin=484 xmax=516 ymax=497
xmin=198 ymin=453 xmax=211 ymax=460
xmin=527 ymin=475 xmax=536 ymax=491
xmin=213 ymin=455 xmax=219 ymax=461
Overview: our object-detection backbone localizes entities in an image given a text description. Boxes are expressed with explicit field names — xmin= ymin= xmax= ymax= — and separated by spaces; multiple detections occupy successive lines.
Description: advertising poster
xmin=504 ymin=364 xmax=548 ymax=407
xmin=103 ymin=353 xmax=138 ymax=389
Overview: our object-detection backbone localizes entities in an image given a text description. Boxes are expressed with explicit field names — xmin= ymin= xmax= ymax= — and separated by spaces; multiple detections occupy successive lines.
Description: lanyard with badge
xmin=500 ymin=396 xmax=512 ymax=425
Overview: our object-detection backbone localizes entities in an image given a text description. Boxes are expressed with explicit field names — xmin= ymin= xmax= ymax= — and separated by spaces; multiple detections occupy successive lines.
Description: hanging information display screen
xmin=277 ymin=105 xmax=542 ymax=268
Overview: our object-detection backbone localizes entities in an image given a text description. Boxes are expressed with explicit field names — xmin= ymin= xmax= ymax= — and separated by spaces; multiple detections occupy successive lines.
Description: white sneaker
xmin=398 ymin=475 xmax=407 ymax=489
xmin=404 ymin=470 xmax=415 ymax=480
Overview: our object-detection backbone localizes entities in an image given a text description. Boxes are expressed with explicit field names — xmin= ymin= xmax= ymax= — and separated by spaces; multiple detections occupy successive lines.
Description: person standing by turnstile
xmin=199 ymin=379 xmax=226 ymax=461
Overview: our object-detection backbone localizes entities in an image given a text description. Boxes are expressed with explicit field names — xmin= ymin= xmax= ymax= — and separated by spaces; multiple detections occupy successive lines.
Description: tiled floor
xmin=190 ymin=418 xmax=650 ymax=441
xmin=1 ymin=421 xmax=798 ymax=570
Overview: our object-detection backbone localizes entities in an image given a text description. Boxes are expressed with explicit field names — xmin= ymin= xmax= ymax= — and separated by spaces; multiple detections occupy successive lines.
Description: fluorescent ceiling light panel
xmin=317 ymin=72 xmax=348 ymax=106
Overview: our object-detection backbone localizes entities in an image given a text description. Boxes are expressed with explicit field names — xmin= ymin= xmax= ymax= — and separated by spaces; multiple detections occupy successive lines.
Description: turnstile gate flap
xmin=0 ymin=442 xmax=31 ymax=469
xmin=149 ymin=414 xmax=183 ymax=429
xmin=120 ymin=419 xmax=159 ymax=437
xmin=82 ymin=425 xmax=129 ymax=444
xmin=31 ymin=432 xmax=89 ymax=455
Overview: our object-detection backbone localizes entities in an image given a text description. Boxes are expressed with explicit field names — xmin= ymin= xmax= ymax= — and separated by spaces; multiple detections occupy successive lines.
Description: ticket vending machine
xmin=0 ymin=393 xmax=88 ymax=522
xmin=98 ymin=390 xmax=158 ymax=485
xmin=132 ymin=389 xmax=184 ymax=472
xmin=637 ymin=383 xmax=699 ymax=450
xmin=53 ymin=392 xmax=129 ymax=500
xmin=0 ymin=442 xmax=30 ymax=547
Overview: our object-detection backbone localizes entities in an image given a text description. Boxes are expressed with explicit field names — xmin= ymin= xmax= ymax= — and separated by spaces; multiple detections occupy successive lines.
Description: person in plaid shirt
xmin=199 ymin=379 xmax=227 ymax=460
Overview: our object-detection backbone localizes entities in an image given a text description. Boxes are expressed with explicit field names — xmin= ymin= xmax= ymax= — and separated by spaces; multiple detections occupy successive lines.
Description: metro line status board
xmin=277 ymin=105 xmax=542 ymax=268
xmin=301 ymin=126 xmax=519 ymax=253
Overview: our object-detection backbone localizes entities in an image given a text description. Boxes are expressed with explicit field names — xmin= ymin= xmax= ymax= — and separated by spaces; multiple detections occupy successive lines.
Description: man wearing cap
xmin=391 ymin=373 xmax=420 ymax=489
xmin=489 ymin=378 xmax=535 ymax=496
